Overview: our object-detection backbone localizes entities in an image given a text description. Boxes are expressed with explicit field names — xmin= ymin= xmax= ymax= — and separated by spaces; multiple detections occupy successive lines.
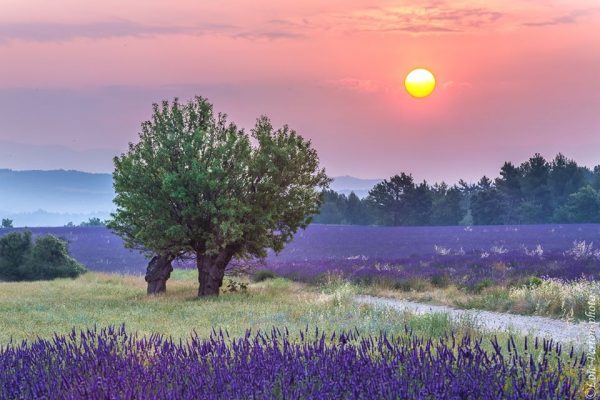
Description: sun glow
xmin=404 ymin=68 xmax=436 ymax=98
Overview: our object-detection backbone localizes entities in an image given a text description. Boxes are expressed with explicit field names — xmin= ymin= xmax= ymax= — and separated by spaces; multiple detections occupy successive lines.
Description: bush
xmin=471 ymin=278 xmax=495 ymax=294
xmin=0 ymin=231 xmax=32 ymax=280
xmin=524 ymin=276 xmax=543 ymax=288
xmin=0 ymin=232 xmax=86 ymax=281
xmin=252 ymin=269 xmax=277 ymax=282
xmin=430 ymin=274 xmax=450 ymax=288
xmin=393 ymin=278 xmax=428 ymax=292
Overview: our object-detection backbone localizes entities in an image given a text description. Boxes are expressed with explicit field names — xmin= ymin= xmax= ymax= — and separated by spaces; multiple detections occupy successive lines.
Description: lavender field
xmin=0 ymin=325 xmax=588 ymax=399
xmin=3 ymin=224 xmax=600 ymax=287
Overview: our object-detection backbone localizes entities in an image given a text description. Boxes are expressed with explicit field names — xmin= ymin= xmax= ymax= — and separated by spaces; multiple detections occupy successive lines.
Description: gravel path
xmin=355 ymin=295 xmax=599 ymax=347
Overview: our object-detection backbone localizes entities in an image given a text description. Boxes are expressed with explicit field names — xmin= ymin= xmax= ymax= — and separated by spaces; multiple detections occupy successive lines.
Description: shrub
xmin=0 ymin=231 xmax=32 ymax=280
xmin=393 ymin=278 xmax=428 ymax=292
xmin=524 ymin=276 xmax=543 ymax=288
xmin=430 ymin=274 xmax=450 ymax=288
xmin=252 ymin=269 xmax=277 ymax=282
xmin=471 ymin=278 xmax=495 ymax=294
xmin=0 ymin=232 xmax=86 ymax=281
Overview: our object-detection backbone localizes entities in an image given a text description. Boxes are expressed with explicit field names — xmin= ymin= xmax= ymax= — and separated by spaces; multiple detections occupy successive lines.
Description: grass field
xmin=358 ymin=276 xmax=600 ymax=321
xmin=0 ymin=271 xmax=475 ymax=345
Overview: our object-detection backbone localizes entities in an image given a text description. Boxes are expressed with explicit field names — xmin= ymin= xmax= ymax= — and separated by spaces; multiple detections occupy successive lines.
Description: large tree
xmin=470 ymin=177 xmax=504 ymax=225
xmin=367 ymin=173 xmax=415 ymax=225
xmin=430 ymin=183 xmax=465 ymax=226
xmin=553 ymin=185 xmax=600 ymax=223
xmin=518 ymin=154 xmax=552 ymax=223
xmin=495 ymin=162 xmax=521 ymax=224
xmin=109 ymin=97 xmax=330 ymax=296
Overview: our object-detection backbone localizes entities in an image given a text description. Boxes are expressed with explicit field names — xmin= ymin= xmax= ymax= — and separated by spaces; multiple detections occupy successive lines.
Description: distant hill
xmin=329 ymin=175 xmax=381 ymax=198
xmin=0 ymin=169 xmax=379 ymax=226
xmin=0 ymin=169 xmax=115 ymax=227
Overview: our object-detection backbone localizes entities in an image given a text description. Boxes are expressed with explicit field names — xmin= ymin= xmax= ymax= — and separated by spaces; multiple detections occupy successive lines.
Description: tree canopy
xmin=109 ymin=97 xmax=330 ymax=296
xmin=314 ymin=153 xmax=600 ymax=226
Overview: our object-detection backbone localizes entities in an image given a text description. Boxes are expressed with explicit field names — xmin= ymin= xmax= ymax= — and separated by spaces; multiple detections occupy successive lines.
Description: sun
xmin=404 ymin=68 xmax=436 ymax=98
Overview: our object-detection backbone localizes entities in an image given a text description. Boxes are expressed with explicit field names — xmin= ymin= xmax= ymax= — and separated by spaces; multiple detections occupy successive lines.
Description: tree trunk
xmin=197 ymin=250 xmax=234 ymax=297
xmin=145 ymin=254 xmax=173 ymax=295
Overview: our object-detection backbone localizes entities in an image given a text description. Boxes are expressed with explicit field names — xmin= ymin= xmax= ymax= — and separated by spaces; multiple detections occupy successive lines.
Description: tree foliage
xmin=0 ymin=232 xmax=86 ymax=281
xmin=109 ymin=97 xmax=330 ymax=296
xmin=315 ymin=153 xmax=600 ymax=226
xmin=554 ymin=186 xmax=600 ymax=223
xmin=1 ymin=219 xmax=13 ymax=228
xmin=79 ymin=217 xmax=106 ymax=227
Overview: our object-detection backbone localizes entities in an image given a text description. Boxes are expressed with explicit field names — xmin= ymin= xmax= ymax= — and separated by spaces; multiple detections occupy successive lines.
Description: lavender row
xmin=2 ymin=224 xmax=600 ymax=277
xmin=258 ymin=251 xmax=600 ymax=289
xmin=0 ymin=325 xmax=591 ymax=399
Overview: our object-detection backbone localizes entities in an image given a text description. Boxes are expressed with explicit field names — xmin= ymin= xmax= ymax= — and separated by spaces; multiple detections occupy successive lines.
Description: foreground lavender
xmin=0 ymin=326 xmax=591 ymax=399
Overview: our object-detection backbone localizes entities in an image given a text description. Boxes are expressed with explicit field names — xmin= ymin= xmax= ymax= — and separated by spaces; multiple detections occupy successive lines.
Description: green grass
xmin=0 ymin=270 xmax=473 ymax=344
xmin=2 ymin=270 xmax=597 ymax=376
xmin=357 ymin=278 xmax=600 ymax=321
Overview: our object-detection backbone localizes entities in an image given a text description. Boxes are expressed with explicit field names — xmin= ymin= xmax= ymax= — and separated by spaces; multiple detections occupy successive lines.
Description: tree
xmin=591 ymin=166 xmax=600 ymax=191
xmin=367 ymin=173 xmax=415 ymax=225
xmin=0 ymin=232 xmax=85 ymax=281
xmin=1 ymin=219 xmax=13 ymax=228
xmin=548 ymin=154 xmax=586 ymax=211
xmin=430 ymin=183 xmax=465 ymax=226
xmin=0 ymin=231 xmax=32 ymax=280
xmin=109 ymin=97 xmax=330 ymax=296
xmin=495 ymin=162 xmax=521 ymax=224
xmin=79 ymin=217 xmax=105 ymax=227
xmin=345 ymin=192 xmax=371 ymax=225
xmin=519 ymin=154 xmax=551 ymax=223
xmin=19 ymin=235 xmax=86 ymax=280
xmin=405 ymin=181 xmax=432 ymax=225
xmin=313 ymin=190 xmax=347 ymax=224
xmin=470 ymin=177 xmax=504 ymax=225
xmin=553 ymin=185 xmax=600 ymax=223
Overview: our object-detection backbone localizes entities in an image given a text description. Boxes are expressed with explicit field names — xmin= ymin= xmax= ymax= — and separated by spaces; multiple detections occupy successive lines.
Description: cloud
xmin=322 ymin=2 xmax=505 ymax=34
xmin=234 ymin=30 xmax=305 ymax=40
xmin=0 ymin=19 xmax=303 ymax=43
xmin=522 ymin=8 xmax=600 ymax=27
xmin=0 ymin=20 xmax=230 ymax=43
xmin=324 ymin=78 xmax=382 ymax=93
xmin=443 ymin=81 xmax=472 ymax=90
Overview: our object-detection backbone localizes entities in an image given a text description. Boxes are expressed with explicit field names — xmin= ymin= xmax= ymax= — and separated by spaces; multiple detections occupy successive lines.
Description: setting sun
xmin=405 ymin=68 xmax=436 ymax=98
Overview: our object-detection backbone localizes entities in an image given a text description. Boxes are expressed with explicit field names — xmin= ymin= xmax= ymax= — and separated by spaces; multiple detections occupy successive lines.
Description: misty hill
xmin=0 ymin=169 xmax=378 ymax=226
xmin=329 ymin=175 xmax=381 ymax=198
xmin=0 ymin=169 xmax=115 ymax=215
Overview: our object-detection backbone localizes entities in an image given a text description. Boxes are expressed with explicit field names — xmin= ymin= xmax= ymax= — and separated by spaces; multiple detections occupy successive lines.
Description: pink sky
xmin=0 ymin=0 xmax=599 ymax=182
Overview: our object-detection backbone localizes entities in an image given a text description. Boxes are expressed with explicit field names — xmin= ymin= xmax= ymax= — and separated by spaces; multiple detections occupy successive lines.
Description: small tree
xmin=0 ymin=232 xmax=85 ymax=281
xmin=109 ymin=97 xmax=330 ymax=296
xmin=79 ymin=217 xmax=105 ymax=227
xmin=0 ymin=231 xmax=32 ymax=280
xmin=553 ymin=185 xmax=600 ymax=223
xmin=1 ymin=218 xmax=13 ymax=228
xmin=367 ymin=173 xmax=415 ymax=225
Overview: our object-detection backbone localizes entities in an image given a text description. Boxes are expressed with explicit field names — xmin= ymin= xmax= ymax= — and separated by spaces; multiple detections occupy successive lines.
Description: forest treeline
xmin=314 ymin=153 xmax=600 ymax=226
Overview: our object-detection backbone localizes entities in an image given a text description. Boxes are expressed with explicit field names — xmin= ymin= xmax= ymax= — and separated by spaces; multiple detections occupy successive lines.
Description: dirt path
xmin=355 ymin=295 xmax=599 ymax=347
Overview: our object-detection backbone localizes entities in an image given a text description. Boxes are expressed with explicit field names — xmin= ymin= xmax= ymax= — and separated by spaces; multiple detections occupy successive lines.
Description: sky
xmin=0 ymin=0 xmax=599 ymax=183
